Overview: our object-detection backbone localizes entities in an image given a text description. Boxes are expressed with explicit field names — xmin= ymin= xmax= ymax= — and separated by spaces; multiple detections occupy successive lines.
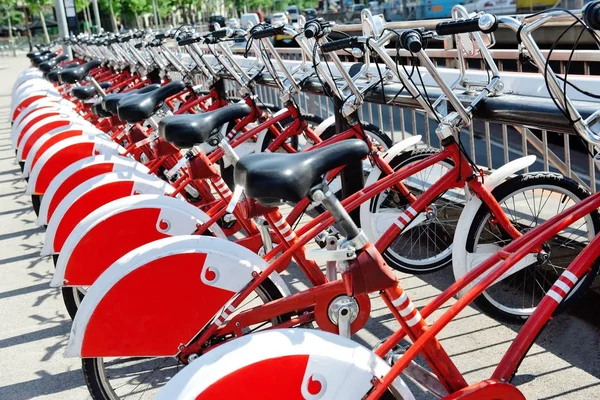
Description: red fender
xmin=46 ymin=162 xmax=116 ymax=221
xmin=155 ymin=329 xmax=415 ymax=400
xmin=37 ymin=156 xmax=148 ymax=226
xmin=66 ymin=236 xmax=290 ymax=358
xmin=12 ymin=93 xmax=53 ymax=122
xmin=30 ymin=129 xmax=91 ymax=170
xmin=28 ymin=139 xmax=123 ymax=195
xmin=53 ymin=196 xmax=225 ymax=287
xmin=20 ymin=119 xmax=74 ymax=161
xmin=15 ymin=108 xmax=59 ymax=146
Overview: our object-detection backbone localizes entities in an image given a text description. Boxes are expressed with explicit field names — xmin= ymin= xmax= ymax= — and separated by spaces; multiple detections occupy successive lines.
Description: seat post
xmin=88 ymin=76 xmax=107 ymax=98
xmin=215 ymin=123 xmax=240 ymax=165
xmin=311 ymin=183 xmax=366 ymax=248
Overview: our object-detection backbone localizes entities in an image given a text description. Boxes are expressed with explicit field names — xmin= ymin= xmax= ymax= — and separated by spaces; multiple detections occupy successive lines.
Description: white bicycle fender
xmin=156 ymin=329 xmax=415 ymax=400
xmin=11 ymin=102 xmax=77 ymax=149
xmin=51 ymin=194 xmax=227 ymax=287
xmin=65 ymin=235 xmax=291 ymax=358
xmin=13 ymin=81 xmax=57 ymax=100
xmin=27 ymin=136 xmax=125 ymax=195
xmin=13 ymin=81 xmax=56 ymax=103
xmin=359 ymin=135 xmax=423 ymax=242
xmin=313 ymin=114 xmax=335 ymax=137
xmin=452 ymin=155 xmax=537 ymax=295
xmin=22 ymin=125 xmax=105 ymax=177
xmin=42 ymin=170 xmax=174 ymax=255
xmin=11 ymin=90 xmax=62 ymax=121
xmin=37 ymin=155 xmax=147 ymax=226
xmin=12 ymin=72 xmax=43 ymax=93
xmin=17 ymin=113 xmax=90 ymax=161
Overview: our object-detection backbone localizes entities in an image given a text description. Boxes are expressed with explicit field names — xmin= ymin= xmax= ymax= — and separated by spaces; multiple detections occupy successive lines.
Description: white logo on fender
xmin=201 ymin=266 xmax=220 ymax=285
xmin=301 ymin=373 xmax=327 ymax=399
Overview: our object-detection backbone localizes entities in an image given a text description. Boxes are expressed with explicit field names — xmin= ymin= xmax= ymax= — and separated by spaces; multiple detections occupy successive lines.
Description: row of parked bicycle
xmin=9 ymin=2 xmax=600 ymax=399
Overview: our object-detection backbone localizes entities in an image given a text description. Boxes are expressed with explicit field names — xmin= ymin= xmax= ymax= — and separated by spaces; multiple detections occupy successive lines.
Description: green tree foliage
xmin=75 ymin=0 xmax=90 ymax=12
xmin=99 ymin=0 xmax=120 ymax=31
xmin=0 ymin=0 xmax=23 ymax=40
xmin=123 ymin=0 xmax=152 ymax=17
xmin=156 ymin=0 xmax=175 ymax=20
xmin=24 ymin=0 xmax=52 ymax=42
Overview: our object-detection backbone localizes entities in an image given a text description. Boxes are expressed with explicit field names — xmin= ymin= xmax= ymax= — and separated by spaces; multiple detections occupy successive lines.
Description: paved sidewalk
xmin=0 ymin=55 xmax=598 ymax=400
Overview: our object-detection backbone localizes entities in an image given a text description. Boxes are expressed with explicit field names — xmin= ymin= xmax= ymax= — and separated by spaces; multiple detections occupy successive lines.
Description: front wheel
xmin=464 ymin=172 xmax=600 ymax=323
xmin=81 ymin=277 xmax=287 ymax=400
xmin=361 ymin=148 xmax=462 ymax=273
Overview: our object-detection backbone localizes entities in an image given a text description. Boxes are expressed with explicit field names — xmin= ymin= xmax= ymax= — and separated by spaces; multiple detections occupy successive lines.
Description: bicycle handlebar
xmin=584 ymin=1 xmax=600 ymax=30
xmin=304 ymin=19 xmax=322 ymax=39
xmin=177 ymin=35 xmax=201 ymax=46
xmin=401 ymin=30 xmax=424 ymax=53
xmin=435 ymin=14 xmax=498 ymax=35
xmin=251 ymin=25 xmax=284 ymax=39
xmin=320 ymin=37 xmax=363 ymax=53
xmin=204 ymin=29 xmax=229 ymax=44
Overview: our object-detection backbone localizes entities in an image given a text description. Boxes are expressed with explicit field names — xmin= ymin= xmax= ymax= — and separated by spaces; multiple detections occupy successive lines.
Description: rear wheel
xmin=362 ymin=148 xmax=462 ymax=273
xmin=82 ymin=278 xmax=288 ymax=400
xmin=465 ymin=172 xmax=600 ymax=323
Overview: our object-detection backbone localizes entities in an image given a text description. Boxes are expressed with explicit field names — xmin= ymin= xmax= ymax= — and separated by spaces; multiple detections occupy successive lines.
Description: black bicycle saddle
xmin=235 ymin=139 xmax=369 ymax=206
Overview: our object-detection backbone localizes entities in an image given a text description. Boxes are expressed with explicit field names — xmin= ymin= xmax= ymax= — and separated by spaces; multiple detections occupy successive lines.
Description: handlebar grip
xmin=584 ymin=1 xmax=600 ymax=30
xmin=304 ymin=20 xmax=321 ymax=39
xmin=211 ymin=29 xmax=229 ymax=39
xmin=155 ymin=33 xmax=166 ymax=40
xmin=401 ymin=30 xmax=423 ymax=53
xmin=177 ymin=36 xmax=200 ymax=46
xmin=436 ymin=14 xmax=498 ymax=35
xmin=321 ymin=37 xmax=362 ymax=53
xmin=251 ymin=25 xmax=284 ymax=39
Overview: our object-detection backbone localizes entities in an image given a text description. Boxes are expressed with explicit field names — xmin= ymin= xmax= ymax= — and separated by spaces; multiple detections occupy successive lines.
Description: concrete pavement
xmin=0 ymin=54 xmax=598 ymax=399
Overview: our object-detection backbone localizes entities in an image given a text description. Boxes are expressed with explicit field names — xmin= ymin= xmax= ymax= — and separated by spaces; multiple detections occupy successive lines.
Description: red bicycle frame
xmin=176 ymin=134 xmax=524 ymax=363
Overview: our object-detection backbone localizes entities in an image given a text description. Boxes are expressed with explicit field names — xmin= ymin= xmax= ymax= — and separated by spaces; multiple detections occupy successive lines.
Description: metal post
xmin=152 ymin=0 xmax=159 ymax=27
xmin=54 ymin=0 xmax=72 ymax=58
xmin=334 ymin=96 xmax=363 ymax=226
xmin=92 ymin=0 xmax=102 ymax=33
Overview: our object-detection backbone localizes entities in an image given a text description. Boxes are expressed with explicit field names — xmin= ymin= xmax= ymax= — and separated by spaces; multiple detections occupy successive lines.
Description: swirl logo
xmin=302 ymin=373 xmax=326 ymax=399
xmin=157 ymin=219 xmax=170 ymax=232
xmin=202 ymin=266 xmax=219 ymax=284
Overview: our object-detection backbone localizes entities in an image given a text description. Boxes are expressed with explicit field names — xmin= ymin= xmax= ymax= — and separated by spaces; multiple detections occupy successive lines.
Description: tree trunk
xmin=133 ymin=11 xmax=139 ymax=29
xmin=109 ymin=0 xmax=118 ymax=32
xmin=181 ymin=6 xmax=189 ymax=23
xmin=37 ymin=0 xmax=50 ymax=44
xmin=83 ymin=5 xmax=91 ymax=34
xmin=5 ymin=5 xmax=13 ymax=41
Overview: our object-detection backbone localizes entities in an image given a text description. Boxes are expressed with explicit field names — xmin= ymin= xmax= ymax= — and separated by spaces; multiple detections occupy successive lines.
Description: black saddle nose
xmin=59 ymin=60 xmax=102 ymax=84
xmin=72 ymin=82 xmax=111 ymax=100
xmin=158 ymin=103 xmax=252 ymax=148
xmin=117 ymin=81 xmax=186 ymax=123
xmin=234 ymin=139 xmax=369 ymax=207
xmin=101 ymin=84 xmax=161 ymax=115
xmin=45 ymin=62 xmax=80 ymax=83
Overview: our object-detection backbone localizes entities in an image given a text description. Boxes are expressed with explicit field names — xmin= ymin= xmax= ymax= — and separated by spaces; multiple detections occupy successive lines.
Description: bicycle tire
xmin=62 ymin=287 xmax=85 ymax=320
xmin=362 ymin=148 xmax=459 ymax=273
xmin=465 ymin=172 xmax=600 ymax=323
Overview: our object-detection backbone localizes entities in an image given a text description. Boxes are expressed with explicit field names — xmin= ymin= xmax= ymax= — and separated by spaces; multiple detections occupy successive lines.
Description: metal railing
xmin=212 ymin=45 xmax=600 ymax=192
